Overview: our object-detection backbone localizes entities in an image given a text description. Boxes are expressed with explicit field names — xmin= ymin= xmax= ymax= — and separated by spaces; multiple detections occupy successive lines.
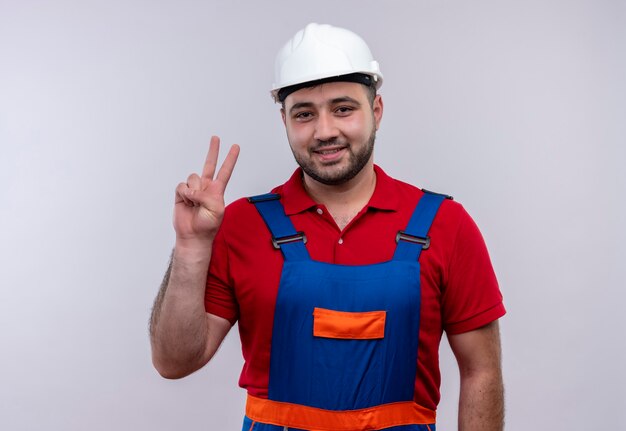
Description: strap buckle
xmin=395 ymin=231 xmax=431 ymax=250
xmin=272 ymin=232 xmax=307 ymax=249
xmin=247 ymin=193 xmax=281 ymax=203
xmin=421 ymin=188 xmax=453 ymax=200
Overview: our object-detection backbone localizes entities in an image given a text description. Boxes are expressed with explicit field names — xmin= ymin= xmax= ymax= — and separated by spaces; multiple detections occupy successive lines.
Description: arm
xmin=149 ymin=136 xmax=240 ymax=379
xmin=448 ymin=320 xmax=504 ymax=431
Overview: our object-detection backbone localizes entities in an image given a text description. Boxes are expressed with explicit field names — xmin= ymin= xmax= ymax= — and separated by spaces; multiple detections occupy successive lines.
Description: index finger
xmin=215 ymin=144 xmax=240 ymax=186
xmin=201 ymin=135 xmax=220 ymax=180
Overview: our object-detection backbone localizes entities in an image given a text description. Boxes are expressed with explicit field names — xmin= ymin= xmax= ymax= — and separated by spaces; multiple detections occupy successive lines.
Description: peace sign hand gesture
xmin=173 ymin=136 xmax=240 ymax=251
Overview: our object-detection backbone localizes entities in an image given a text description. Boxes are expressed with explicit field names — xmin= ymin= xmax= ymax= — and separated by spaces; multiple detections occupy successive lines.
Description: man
xmin=150 ymin=23 xmax=505 ymax=431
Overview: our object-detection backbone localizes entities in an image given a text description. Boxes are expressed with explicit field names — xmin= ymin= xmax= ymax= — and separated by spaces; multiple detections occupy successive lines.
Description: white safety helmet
xmin=271 ymin=23 xmax=383 ymax=103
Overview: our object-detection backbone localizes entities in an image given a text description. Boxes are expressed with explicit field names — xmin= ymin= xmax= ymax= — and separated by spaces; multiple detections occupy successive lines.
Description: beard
xmin=292 ymin=128 xmax=376 ymax=186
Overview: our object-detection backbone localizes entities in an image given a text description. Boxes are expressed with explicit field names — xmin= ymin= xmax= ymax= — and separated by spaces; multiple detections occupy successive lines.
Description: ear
xmin=373 ymin=95 xmax=383 ymax=130
xmin=280 ymin=108 xmax=286 ymax=126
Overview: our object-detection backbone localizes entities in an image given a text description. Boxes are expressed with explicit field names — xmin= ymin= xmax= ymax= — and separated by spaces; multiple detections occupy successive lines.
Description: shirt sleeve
xmin=441 ymin=206 xmax=505 ymax=334
xmin=204 ymin=226 xmax=239 ymax=325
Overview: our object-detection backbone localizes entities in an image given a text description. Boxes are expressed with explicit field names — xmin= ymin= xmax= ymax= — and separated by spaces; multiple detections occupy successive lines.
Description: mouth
xmin=312 ymin=145 xmax=348 ymax=162
xmin=314 ymin=147 xmax=345 ymax=155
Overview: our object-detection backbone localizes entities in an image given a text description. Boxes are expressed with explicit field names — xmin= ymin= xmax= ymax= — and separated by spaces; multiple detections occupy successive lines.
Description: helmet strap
xmin=278 ymin=73 xmax=374 ymax=103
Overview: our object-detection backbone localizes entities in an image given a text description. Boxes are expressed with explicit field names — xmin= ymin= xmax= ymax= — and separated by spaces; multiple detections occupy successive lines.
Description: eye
xmin=293 ymin=111 xmax=314 ymax=121
xmin=334 ymin=106 xmax=354 ymax=116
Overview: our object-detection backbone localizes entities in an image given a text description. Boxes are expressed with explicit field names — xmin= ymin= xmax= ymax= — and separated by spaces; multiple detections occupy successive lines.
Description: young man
xmin=150 ymin=23 xmax=505 ymax=431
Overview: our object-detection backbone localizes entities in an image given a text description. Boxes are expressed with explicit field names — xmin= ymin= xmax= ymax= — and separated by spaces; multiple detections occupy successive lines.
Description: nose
xmin=313 ymin=111 xmax=339 ymax=142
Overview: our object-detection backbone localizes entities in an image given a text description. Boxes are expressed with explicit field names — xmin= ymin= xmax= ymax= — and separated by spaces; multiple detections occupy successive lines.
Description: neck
xmin=302 ymin=161 xmax=377 ymax=228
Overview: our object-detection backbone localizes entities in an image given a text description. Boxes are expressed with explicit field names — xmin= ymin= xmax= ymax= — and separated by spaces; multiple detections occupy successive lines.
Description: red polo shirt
xmin=205 ymin=165 xmax=505 ymax=411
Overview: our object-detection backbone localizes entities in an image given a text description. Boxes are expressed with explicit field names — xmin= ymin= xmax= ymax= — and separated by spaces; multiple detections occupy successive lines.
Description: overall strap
xmin=393 ymin=190 xmax=452 ymax=262
xmin=248 ymin=193 xmax=310 ymax=261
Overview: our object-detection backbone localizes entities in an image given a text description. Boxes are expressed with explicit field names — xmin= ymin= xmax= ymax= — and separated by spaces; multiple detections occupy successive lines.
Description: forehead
xmin=284 ymin=81 xmax=368 ymax=108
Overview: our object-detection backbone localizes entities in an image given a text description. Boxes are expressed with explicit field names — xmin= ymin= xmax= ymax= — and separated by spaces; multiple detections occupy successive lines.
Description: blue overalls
xmin=242 ymin=191 xmax=448 ymax=431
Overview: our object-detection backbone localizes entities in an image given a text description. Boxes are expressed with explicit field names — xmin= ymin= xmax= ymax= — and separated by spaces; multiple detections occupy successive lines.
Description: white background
xmin=1 ymin=1 xmax=625 ymax=430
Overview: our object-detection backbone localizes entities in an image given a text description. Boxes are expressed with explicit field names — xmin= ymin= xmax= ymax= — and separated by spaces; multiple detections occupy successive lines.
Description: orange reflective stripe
xmin=245 ymin=395 xmax=436 ymax=431
xmin=313 ymin=307 xmax=386 ymax=340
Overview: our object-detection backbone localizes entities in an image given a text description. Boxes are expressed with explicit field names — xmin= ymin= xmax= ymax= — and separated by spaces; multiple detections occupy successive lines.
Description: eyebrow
xmin=289 ymin=96 xmax=362 ymax=115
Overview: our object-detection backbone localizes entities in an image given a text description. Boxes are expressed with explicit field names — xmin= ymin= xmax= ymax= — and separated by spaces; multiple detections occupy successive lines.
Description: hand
xmin=173 ymin=136 xmax=240 ymax=248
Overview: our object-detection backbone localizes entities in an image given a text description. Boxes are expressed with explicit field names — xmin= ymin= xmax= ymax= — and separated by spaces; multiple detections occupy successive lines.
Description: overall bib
xmin=242 ymin=191 xmax=447 ymax=431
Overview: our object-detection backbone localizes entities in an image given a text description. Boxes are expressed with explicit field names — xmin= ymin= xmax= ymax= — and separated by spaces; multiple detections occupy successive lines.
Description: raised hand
xmin=173 ymin=136 xmax=240 ymax=248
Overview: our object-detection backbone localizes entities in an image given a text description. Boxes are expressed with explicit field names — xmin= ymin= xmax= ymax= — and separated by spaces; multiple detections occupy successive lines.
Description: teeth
xmin=318 ymin=149 xmax=341 ymax=154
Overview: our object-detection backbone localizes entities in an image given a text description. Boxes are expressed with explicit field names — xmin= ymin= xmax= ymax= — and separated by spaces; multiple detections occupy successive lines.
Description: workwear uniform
xmin=205 ymin=167 xmax=505 ymax=430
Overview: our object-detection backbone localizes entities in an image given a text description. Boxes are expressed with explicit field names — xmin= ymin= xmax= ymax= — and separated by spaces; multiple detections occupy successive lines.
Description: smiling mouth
xmin=315 ymin=148 xmax=344 ymax=155
xmin=312 ymin=143 xmax=348 ymax=154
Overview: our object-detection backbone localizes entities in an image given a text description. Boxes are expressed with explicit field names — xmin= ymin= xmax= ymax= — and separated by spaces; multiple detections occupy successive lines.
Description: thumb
xmin=183 ymin=188 xmax=221 ymax=208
